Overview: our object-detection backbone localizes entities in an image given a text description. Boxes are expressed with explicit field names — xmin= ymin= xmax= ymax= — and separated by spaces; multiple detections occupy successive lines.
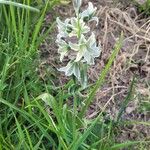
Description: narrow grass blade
xmin=10 ymin=4 xmax=18 ymax=43
xmin=110 ymin=141 xmax=149 ymax=150
xmin=37 ymin=93 xmax=69 ymax=149
xmin=24 ymin=129 xmax=33 ymax=149
xmin=0 ymin=0 xmax=39 ymax=12
xmin=79 ymin=34 xmax=123 ymax=118
xmin=116 ymin=77 xmax=135 ymax=122
xmin=0 ymin=98 xmax=56 ymax=146
xmin=31 ymin=0 xmax=49 ymax=48
xmin=35 ymin=21 xmax=56 ymax=47
xmin=70 ymin=114 xmax=102 ymax=150
xmin=122 ymin=120 xmax=150 ymax=126
xmin=13 ymin=112 xmax=25 ymax=143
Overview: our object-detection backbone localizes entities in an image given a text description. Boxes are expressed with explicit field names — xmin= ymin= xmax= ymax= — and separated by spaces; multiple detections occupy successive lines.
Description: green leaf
xmin=37 ymin=93 xmax=55 ymax=107
xmin=116 ymin=77 xmax=135 ymax=122
xmin=110 ymin=141 xmax=149 ymax=150
xmin=0 ymin=0 xmax=39 ymax=12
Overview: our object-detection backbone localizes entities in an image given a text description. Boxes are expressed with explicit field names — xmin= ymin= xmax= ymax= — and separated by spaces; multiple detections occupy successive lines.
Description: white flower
xmin=80 ymin=2 xmax=98 ymax=25
xmin=73 ymin=0 xmax=82 ymax=14
xmin=56 ymin=17 xmax=90 ymax=38
xmin=56 ymin=38 xmax=70 ymax=62
xmin=56 ymin=1 xmax=101 ymax=86
xmin=56 ymin=17 xmax=72 ymax=38
xmin=58 ymin=61 xmax=81 ymax=80
xmin=70 ymin=17 xmax=90 ymax=37
xmin=69 ymin=33 xmax=100 ymax=65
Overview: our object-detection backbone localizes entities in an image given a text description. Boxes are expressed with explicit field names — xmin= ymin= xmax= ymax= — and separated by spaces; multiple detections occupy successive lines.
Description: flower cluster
xmin=56 ymin=0 xmax=101 ymax=87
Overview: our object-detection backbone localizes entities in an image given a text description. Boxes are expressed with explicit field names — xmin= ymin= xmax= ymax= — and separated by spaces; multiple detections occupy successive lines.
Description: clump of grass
xmin=0 ymin=0 xmax=59 ymax=148
xmin=0 ymin=0 xmax=55 ymax=100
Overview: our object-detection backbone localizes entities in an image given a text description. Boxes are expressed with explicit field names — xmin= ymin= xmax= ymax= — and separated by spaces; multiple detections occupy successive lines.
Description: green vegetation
xmin=0 ymin=0 xmax=149 ymax=150
xmin=135 ymin=0 xmax=150 ymax=14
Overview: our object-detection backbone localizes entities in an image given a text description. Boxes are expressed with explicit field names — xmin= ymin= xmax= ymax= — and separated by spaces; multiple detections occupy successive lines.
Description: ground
xmin=40 ymin=0 xmax=150 ymax=147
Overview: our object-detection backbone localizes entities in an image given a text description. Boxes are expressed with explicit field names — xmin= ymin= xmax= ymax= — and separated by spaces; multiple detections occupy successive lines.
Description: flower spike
xmin=56 ymin=1 xmax=101 ymax=87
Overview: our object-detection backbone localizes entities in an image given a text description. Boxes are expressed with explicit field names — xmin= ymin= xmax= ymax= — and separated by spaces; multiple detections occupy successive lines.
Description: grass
xmin=134 ymin=0 xmax=150 ymax=14
xmin=0 ymin=0 xmax=150 ymax=150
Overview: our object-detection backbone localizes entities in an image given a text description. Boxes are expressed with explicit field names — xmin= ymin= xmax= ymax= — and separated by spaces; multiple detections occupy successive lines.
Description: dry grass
xmin=92 ymin=3 xmax=150 ymax=105
xmin=87 ymin=2 xmax=150 ymax=143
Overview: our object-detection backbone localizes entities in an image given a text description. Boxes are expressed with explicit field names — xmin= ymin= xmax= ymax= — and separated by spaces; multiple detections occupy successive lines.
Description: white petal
xmin=56 ymin=38 xmax=66 ymax=45
xmin=56 ymin=17 xmax=64 ymax=27
xmin=65 ymin=18 xmax=70 ymax=24
xmin=88 ymin=2 xmax=97 ymax=14
xmin=66 ymin=66 xmax=74 ymax=76
xmin=80 ymin=2 xmax=97 ymax=18
xmin=80 ymin=10 xmax=88 ymax=18
xmin=75 ymin=50 xmax=84 ymax=62
xmin=88 ymin=2 xmax=93 ymax=10
xmin=71 ymin=17 xmax=77 ymax=27
xmin=69 ymin=42 xmax=79 ymax=51
xmin=70 ymin=18 xmax=90 ymax=36
xmin=83 ymin=51 xmax=91 ymax=63
xmin=88 ymin=33 xmax=96 ymax=47
xmin=73 ymin=0 xmax=82 ymax=12
xmin=58 ymin=61 xmax=73 ymax=76
xmin=89 ymin=17 xmax=99 ymax=25
xmin=92 ymin=46 xmax=100 ymax=57
xmin=79 ymin=34 xmax=87 ymax=44
xmin=73 ymin=63 xmax=80 ymax=80
xmin=58 ymin=66 xmax=67 ymax=72
xmin=60 ymin=52 xmax=67 ymax=62
xmin=84 ymin=53 xmax=94 ymax=65
xmin=82 ymin=25 xmax=90 ymax=34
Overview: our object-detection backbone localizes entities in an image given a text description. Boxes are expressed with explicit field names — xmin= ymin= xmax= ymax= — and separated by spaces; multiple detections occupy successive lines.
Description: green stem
xmin=72 ymin=92 xmax=77 ymax=141
xmin=77 ymin=13 xmax=81 ymax=39
xmin=72 ymin=75 xmax=76 ymax=85
xmin=80 ymin=63 xmax=88 ymax=89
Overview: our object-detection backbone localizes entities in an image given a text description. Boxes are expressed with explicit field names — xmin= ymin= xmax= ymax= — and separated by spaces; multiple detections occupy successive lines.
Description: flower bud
xmin=73 ymin=0 xmax=82 ymax=14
